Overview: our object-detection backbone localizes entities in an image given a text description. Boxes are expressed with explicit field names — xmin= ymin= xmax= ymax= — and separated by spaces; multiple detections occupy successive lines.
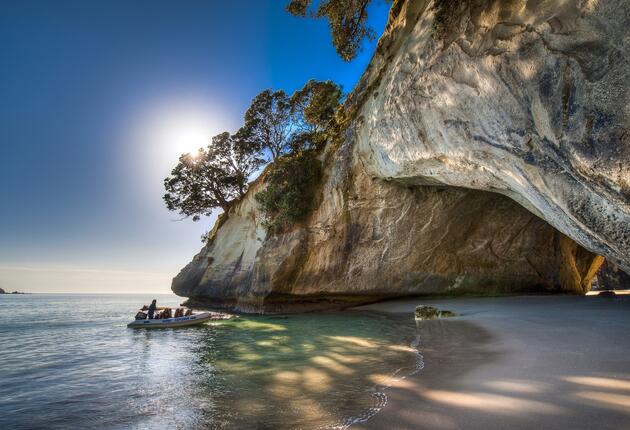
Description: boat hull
xmin=127 ymin=312 xmax=214 ymax=328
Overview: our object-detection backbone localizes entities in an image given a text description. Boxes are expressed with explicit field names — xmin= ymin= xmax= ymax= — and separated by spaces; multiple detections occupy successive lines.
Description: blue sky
xmin=0 ymin=0 xmax=390 ymax=293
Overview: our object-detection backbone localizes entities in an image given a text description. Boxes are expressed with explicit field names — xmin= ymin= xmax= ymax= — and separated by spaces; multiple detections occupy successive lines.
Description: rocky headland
xmin=173 ymin=0 xmax=629 ymax=313
xmin=0 ymin=288 xmax=26 ymax=294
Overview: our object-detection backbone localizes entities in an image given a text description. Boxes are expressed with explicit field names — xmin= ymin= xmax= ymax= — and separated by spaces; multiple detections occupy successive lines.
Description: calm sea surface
xmin=0 ymin=294 xmax=421 ymax=429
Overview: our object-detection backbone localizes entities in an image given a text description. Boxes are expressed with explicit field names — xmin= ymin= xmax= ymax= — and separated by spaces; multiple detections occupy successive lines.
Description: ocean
xmin=0 ymin=294 xmax=422 ymax=429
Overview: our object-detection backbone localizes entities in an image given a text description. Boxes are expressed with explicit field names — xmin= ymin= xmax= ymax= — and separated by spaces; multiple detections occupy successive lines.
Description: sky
xmin=0 ymin=0 xmax=390 ymax=293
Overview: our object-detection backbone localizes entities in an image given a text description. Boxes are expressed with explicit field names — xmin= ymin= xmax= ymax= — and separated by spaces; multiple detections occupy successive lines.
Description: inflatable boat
xmin=127 ymin=312 xmax=214 ymax=328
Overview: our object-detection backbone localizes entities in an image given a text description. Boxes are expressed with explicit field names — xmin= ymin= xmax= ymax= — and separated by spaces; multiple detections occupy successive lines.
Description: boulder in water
xmin=414 ymin=305 xmax=456 ymax=320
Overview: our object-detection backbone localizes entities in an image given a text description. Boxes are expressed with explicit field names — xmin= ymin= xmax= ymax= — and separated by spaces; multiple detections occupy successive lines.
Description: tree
xmin=288 ymin=80 xmax=342 ymax=151
xmin=286 ymin=0 xmax=377 ymax=62
xmin=290 ymin=79 xmax=342 ymax=131
xmin=163 ymin=80 xmax=342 ymax=226
xmin=208 ymin=131 xmax=264 ymax=195
xmin=253 ymin=80 xmax=341 ymax=231
xmin=240 ymin=82 xmax=343 ymax=157
xmin=163 ymin=131 xmax=263 ymax=221
xmin=240 ymin=89 xmax=293 ymax=161
xmin=255 ymin=150 xmax=322 ymax=233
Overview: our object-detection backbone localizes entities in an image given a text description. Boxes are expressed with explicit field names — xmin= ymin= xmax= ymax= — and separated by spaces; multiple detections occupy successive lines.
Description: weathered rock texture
xmin=357 ymin=0 xmax=629 ymax=269
xmin=173 ymin=0 xmax=628 ymax=312
xmin=597 ymin=261 xmax=630 ymax=290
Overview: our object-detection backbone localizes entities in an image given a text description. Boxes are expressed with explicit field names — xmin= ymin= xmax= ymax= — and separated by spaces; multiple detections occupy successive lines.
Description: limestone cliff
xmin=173 ymin=0 xmax=628 ymax=312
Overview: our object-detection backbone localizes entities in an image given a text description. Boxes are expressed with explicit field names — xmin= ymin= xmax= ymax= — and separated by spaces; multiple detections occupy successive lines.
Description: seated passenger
xmin=185 ymin=309 xmax=193 ymax=316
xmin=163 ymin=308 xmax=172 ymax=319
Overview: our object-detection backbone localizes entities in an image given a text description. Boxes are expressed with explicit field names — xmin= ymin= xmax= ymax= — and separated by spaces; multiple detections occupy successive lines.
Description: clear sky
xmin=0 ymin=0 xmax=390 ymax=293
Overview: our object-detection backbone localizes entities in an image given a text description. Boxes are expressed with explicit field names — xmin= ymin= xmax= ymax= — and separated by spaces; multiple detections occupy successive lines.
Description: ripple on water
xmin=0 ymin=295 xmax=422 ymax=429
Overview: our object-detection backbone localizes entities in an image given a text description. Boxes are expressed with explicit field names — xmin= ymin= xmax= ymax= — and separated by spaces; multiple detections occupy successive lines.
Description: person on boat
xmin=147 ymin=299 xmax=157 ymax=319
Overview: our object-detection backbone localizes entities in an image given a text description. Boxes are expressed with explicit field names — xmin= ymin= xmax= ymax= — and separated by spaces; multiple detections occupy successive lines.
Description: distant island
xmin=0 ymin=287 xmax=27 ymax=294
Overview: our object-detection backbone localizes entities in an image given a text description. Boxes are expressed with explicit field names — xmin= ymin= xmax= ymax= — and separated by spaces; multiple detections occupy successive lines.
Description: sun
xmin=130 ymin=98 xmax=228 ymax=184
xmin=166 ymin=118 xmax=211 ymax=157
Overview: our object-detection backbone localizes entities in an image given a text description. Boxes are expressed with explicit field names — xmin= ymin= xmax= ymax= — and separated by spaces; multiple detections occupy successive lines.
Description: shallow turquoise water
xmin=0 ymin=294 xmax=420 ymax=429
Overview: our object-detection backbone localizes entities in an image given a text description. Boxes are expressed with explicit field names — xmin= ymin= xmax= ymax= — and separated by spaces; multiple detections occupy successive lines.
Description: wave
xmin=323 ymin=333 xmax=425 ymax=430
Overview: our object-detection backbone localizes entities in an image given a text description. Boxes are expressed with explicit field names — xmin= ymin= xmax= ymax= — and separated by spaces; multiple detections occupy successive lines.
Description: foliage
xmin=288 ymin=79 xmax=342 ymax=151
xmin=208 ymin=131 xmax=264 ymax=195
xmin=255 ymin=150 xmax=322 ymax=233
xmin=163 ymin=132 xmax=263 ymax=221
xmin=240 ymin=89 xmax=293 ymax=161
xmin=288 ymin=131 xmax=328 ymax=152
xmin=163 ymin=80 xmax=341 ymax=232
xmin=252 ymin=80 xmax=341 ymax=232
xmin=285 ymin=0 xmax=379 ymax=61
xmin=240 ymin=81 xmax=342 ymax=157
xmin=290 ymin=79 xmax=343 ymax=131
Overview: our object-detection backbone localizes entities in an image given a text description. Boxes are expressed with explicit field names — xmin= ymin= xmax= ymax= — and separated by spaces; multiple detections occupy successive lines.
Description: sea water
xmin=0 ymin=294 xmax=421 ymax=429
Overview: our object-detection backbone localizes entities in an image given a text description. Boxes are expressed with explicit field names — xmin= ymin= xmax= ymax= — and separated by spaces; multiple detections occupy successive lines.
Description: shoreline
xmin=353 ymin=295 xmax=630 ymax=430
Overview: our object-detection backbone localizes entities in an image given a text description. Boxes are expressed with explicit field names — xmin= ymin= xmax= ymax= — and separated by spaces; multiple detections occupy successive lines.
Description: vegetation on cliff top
xmin=254 ymin=80 xmax=341 ymax=233
xmin=164 ymin=131 xmax=264 ymax=220
xmin=164 ymin=1 xmax=380 ymax=237
xmin=286 ymin=0 xmax=387 ymax=61
xmin=255 ymin=151 xmax=322 ymax=233
xmin=286 ymin=0 xmax=469 ymax=60
xmin=163 ymin=80 xmax=341 ymax=237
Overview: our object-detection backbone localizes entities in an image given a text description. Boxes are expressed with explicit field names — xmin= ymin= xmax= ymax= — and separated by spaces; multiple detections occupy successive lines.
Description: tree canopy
xmin=240 ymin=89 xmax=293 ymax=161
xmin=207 ymin=131 xmax=264 ymax=196
xmin=163 ymin=131 xmax=263 ymax=221
xmin=255 ymin=150 xmax=322 ymax=233
xmin=286 ymin=0 xmax=378 ymax=61
xmin=290 ymin=79 xmax=342 ymax=131
xmin=163 ymin=80 xmax=342 ymax=228
xmin=239 ymin=81 xmax=342 ymax=158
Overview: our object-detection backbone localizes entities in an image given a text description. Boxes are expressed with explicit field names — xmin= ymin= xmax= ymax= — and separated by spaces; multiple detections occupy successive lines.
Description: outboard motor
xmin=135 ymin=311 xmax=148 ymax=320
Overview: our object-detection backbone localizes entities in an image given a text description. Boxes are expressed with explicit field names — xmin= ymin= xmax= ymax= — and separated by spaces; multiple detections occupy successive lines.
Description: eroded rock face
xmin=597 ymin=261 xmax=630 ymax=290
xmin=174 ymin=127 xmax=603 ymax=312
xmin=172 ymin=0 xmax=627 ymax=312
xmin=356 ymin=0 xmax=630 ymax=271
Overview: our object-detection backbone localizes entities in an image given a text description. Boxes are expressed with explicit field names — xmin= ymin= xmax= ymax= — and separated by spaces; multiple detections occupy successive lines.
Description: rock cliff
xmin=173 ymin=0 xmax=629 ymax=312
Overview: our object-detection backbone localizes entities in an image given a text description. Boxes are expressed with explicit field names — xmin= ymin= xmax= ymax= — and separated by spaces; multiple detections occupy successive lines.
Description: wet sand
xmin=355 ymin=295 xmax=630 ymax=430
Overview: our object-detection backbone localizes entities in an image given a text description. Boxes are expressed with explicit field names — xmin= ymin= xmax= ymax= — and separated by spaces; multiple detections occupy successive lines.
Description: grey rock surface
xmin=356 ymin=0 xmax=629 ymax=270
xmin=172 ymin=0 xmax=628 ymax=312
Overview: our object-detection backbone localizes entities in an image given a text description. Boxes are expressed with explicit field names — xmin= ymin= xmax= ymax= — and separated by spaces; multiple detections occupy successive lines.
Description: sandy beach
xmin=356 ymin=295 xmax=630 ymax=430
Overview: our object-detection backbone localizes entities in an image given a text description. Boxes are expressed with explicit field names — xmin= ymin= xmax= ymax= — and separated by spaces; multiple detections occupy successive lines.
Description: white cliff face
xmin=172 ymin=0 xmax=628 ymax=312
xmin=172 ymin=180 xmax=267 ymax=302
xmin=356 ymin=0 xmax=630 ymax=271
